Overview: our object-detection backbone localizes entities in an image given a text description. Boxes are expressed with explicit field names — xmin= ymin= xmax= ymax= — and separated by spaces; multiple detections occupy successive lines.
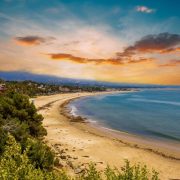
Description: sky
xmin=0 ymin=0 xmax=180 ymax=85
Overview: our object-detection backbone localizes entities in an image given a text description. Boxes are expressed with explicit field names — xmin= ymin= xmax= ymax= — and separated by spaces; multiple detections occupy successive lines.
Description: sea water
xmin=69 ymin=89 xmax=180 ymax=143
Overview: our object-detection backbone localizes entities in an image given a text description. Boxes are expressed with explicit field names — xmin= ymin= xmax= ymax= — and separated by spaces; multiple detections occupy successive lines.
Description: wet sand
xmin=34 ymin=92 xmax=180 ymax=179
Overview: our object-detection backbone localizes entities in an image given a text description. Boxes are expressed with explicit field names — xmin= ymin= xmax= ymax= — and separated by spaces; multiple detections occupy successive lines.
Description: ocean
xmin=69 ymin=89 xmax=180 ymax=143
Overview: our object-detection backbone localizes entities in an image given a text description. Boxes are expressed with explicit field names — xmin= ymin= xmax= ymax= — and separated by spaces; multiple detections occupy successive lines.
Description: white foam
xmin=70 ymin=105 xmax=78 ymax=117
xmin=87 ymin=119 xmax=97 ymax=123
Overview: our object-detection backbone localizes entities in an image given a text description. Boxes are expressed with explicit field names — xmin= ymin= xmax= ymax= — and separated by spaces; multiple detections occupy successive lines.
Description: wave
xmin=87 ymin=119 xmax=97 ymax=123
xmin=70 ymin=105 xmax=78 ymax=117
xmin=128 ymin=98 xmax=180 ymax=106
xmin=93 ymin=93 xmax=126 ymax=100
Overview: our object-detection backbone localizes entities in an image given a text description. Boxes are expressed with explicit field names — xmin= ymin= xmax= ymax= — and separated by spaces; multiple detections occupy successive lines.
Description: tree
xmin=0 ymin=92 xmax=47 ymax=138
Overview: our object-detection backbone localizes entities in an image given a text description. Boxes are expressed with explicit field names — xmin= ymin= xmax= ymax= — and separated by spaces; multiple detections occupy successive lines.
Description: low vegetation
xmin=0 ymin=79 xmax=107 ymax=97
xmin=0 ymin=89 xmax=159 ymax=179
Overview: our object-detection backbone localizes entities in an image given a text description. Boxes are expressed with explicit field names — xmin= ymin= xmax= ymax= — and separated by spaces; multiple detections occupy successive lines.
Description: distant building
xmin=106 ymin=88 xmax=116 ymax=92
xmin=38 ymin=84 xmax=44 ymax=89
xmin=59 ymin=87 xmax=70 ymax=92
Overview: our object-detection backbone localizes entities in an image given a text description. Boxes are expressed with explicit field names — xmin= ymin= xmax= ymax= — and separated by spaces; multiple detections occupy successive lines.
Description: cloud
xmin=48 ymin=53 xmax=119 ymax=64
xmin=1 ymin=7 xmax=180 ymax=85
xmin=159 ymin=47 xmax=180 ymax=54
xmin=49 ymin=53 xmax=88 ymax=63
xmin=48 ymin=52 xmax=154 ymax=65
xmin=14 ymin=36 xmax=55 ymax=46
xmin=136 ymin=6 xmax=155 ymax=13
xmin=159 ymin=60 xmax=180 ymax=67
xmin=127 ymin=58 xmax=154 ymax=64
xmin=118 ymin=33 xmax=180 ymax=57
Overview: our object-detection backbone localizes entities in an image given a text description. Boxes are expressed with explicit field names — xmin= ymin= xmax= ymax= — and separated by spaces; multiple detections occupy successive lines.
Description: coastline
xmin=34 ymin=91 xmax=180 ymax=180
xmin=62 ymin=94 xmax=180 ymax=160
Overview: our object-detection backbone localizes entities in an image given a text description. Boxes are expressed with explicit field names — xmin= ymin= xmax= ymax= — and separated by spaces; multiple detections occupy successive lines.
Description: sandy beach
xmin=34 ymin=92 xmax=180 ymax=180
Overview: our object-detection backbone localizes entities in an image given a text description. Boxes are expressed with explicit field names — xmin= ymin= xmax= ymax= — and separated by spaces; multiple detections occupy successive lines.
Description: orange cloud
xmin=127 ymin=58 xmax=154 ymax=64
xmin=159 ymin=47 xmax=180 ymax=54
xmin=14 ymin=36 xmax=55 ymax=46
xmin=48 ymin=53 xmax=123 ymax=65
xmin=159 ymin=60 xmax=180 ymax=67
xmin=49 ymin=53 xmax=86 ymax=63
xmin=48 ymin=53 xmax=154 ymax=65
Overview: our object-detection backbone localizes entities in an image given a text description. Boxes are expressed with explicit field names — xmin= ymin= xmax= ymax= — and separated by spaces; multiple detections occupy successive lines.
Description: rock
xmin=82 ymin=155 xmax=89 ymax=158
xmin=67 ymin=160 xmax=74 ymax=169
xmin=60 ymin=155 xmax=67 ymax=159
xmin=67 ymin=155 xmax=71 ymax=158
xmin=57 ymin=162 xmax=64 ymax=168
xmin=97 ymin=161 xmax=103 ymax=164
xmin=74 ymin=167 xmax=84 ymax=174
xmin=60 ymin=149 xmax=65 ymax=154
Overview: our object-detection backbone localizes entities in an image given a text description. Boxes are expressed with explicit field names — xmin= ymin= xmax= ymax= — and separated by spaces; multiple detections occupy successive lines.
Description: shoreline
xmin=34 ymin=92 xmax=180 ymax=180
xmin=61 ymin=92 xmax=180 ymax=160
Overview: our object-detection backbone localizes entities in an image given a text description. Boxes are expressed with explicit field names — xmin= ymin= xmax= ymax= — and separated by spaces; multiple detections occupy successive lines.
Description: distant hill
xmin=0 ymin=71 xmax=179 ymax=88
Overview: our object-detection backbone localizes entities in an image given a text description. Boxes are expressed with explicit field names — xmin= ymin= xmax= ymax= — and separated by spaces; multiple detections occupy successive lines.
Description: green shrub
xmin=0 ymin=92 xmax=47 ymax=138
xmin=104 ymin=160 xmax=159 ymax=180
xmin=0 ymin=134 xmax=61 ymax=180
xmin=0 ymin=91 xmax=160 ymax=180
xmin=79 ymin=163 xmax=102 ymax=180
xmin=1 ymin=117 xmax=29 ymax=142
xmin=26 ymin=138 xmax=55 ymax=170
xmin=0 ymin=127 xmax=8 ymax=154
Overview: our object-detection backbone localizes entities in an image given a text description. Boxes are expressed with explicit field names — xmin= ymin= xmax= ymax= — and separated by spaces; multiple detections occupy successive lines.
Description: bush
xmin=79 ymin=163 xmax=102 ymax=180
xmin=78 ymin=161 xmax=159 ymax=180
xmin=104 ymin=160 xmax=159 ymax=180
xmin=0 ymin=91 xmax=160 ymax=180
xmin=0 ymin=134 xmax=160 ymax=180
xmin=0 ymin=134 xmax=61 ymax=180
xmin=0 ymin=127 xmax=8 ymax=155
xmin=26 ymin=138 xmax=55 ymax=170
xmin=0 ymin=92 xmax=47 ymax=138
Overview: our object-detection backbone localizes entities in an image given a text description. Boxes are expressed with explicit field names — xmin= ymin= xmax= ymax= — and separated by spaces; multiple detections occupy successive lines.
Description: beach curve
xmin=34 ymin=92 xmax=180 ymax=180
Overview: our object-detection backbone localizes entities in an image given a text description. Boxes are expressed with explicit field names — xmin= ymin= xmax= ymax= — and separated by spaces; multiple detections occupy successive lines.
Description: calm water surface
xmin=69 ymin=89 xmax=180 ymax=143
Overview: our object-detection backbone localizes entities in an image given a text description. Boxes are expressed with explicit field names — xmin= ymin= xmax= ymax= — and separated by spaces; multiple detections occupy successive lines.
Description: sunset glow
xmin=0 ymin=0 xmax=180 ymax=85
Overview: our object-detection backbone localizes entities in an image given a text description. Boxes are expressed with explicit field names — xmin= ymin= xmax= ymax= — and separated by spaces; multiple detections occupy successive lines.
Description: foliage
xmin=2 ymin=80 xmax=107 ymax=97
xmin=0 ymin=126 xmax=8 ymax=154
xmin=0 ymin=90 xmax=160 ymax=180
xmin=26 ymin=138 xmax=55 ymax=170
xmin=77 ymin=162 xmax=159 ymax=180
xmin=0 ymin=92 xmax=47 ymax=138
xmin=0 ymin=134 xmax=66 ymax=180
xmin=79 ymin=163 xmax=102 ymax=180
xmin=0 ymin=136 xmax=159 ymax=180
xmin=0 ymin=92 xmax=56 ymax=172
xmin=104 ymin=160 xmax=159 ymax=180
